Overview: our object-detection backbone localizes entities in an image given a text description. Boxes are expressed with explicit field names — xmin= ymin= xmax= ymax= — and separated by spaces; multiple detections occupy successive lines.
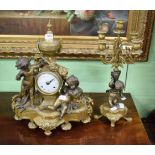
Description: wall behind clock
xmin=0 ymin=24 xmax=155 ymax=118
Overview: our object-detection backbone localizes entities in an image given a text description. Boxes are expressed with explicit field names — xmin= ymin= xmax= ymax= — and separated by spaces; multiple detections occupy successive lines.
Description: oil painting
xmin=0 ymin=10 xmax=128 ymax=36
xmin=68 ymin=10 xmax=128 ymax=36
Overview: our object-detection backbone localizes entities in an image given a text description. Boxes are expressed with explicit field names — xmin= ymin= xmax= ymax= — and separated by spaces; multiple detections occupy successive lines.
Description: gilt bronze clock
xmin=12 ymin=20 xmax=93 ymax=135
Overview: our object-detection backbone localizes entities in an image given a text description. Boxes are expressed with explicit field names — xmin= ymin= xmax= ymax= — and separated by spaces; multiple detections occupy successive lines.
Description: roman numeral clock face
xmin=36 ymin=72 xmax=63 ymax=95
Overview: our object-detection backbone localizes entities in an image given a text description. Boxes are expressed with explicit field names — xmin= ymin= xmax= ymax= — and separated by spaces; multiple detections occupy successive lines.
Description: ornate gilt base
xmin=12 ymin=97 xmax=92 ymax=136
xmin=94 ymin=104 xmax=132 ymax=127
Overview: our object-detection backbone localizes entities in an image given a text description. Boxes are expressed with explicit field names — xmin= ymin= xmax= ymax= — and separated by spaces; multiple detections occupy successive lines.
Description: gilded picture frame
xmin=0 ymin=10 xmax=154 ymax=61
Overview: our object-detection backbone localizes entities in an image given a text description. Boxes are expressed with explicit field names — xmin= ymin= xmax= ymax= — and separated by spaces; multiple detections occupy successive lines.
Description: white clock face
xmin=36 ymin=72 xmax=62 ymax=95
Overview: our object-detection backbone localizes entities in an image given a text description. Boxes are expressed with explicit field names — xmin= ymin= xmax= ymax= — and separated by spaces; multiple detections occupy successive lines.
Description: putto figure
xmin=94 ymin=67 xmax=132 ymax=127
xmin=13 ymin=57 xmax=36 ymax=110
xmin=94 ymin=68 xmax=132 ymax=127
xmin=108 ymin=69 xmax=126 ymax=101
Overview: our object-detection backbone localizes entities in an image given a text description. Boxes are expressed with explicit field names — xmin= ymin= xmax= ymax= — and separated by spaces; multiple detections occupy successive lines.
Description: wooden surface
xmin=0 ymin=92 xmax=150 ymax=145
xmin=143 ymin=120 xmax=155 ymax=145
xmin=142 ymin=110 xmax=155 ymax=145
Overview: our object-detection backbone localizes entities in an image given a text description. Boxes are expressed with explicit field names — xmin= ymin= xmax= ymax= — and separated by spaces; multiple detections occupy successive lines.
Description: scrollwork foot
xmin=94 ymin=114 xmax=103 ymax=119
xmin=14 ymin=114 xmax=21 ymax=121
xmin=111 ymin=120 xmax=116 ymax=127
xmin=28 ymin=121 xmax=37 ymax=129
xmin=44 ymin=130 xmax=52 ymax=136
xmin=61 ymin=122 xmax=72 ymax=130
xmin=123 ymin=117 xmax=132 ymax=122
xmin=82 ymin=116 xmax=91 ymax=123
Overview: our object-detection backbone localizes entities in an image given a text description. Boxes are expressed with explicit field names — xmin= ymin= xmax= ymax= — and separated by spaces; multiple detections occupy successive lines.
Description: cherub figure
xmin=14 ymin=57 xmax=35 ymax=108
xmin=14 ymin=57 xmax=43 ymax=109
xmin=108 ymin=69 xmax=126 ymax=100
xmin=108 ymin=89 xmax=121 ymax=108
xmin=63 ymin=75 xmax=83 ymax=99
xmin=50 ymin=75 xmax=82 ymax=118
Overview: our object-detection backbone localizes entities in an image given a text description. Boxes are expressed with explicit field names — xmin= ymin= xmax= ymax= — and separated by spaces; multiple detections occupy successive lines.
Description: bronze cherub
xmin=12 ymin=57 xmax=44 ymax=111
xmin=94 ymin=69 xmax=131 ymax=127
xmin=108 ymin=69 xmax=126 ymax=101
xmin=50 ymin=75 xmax=88 ymax=118
xmin=13 ymin=57 xmax=34 ymax=109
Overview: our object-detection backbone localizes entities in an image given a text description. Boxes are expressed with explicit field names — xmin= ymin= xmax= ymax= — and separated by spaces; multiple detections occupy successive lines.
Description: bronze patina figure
xmin=13 ymin=57 xmax=37 ymax=111
xmin=108 ymin=69 xmax=126 ymax=101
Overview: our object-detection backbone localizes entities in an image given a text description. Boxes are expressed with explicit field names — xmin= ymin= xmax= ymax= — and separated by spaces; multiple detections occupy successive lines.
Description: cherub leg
xmin=60 ymin=103 xmax=68 ymax=118
xmin=120 ymin=90 xmax=126 ymax=100
xmin=48 ymin=98 xmax=62 ymax=110
xmin=109 ymin=97 xmax=113 ymax=107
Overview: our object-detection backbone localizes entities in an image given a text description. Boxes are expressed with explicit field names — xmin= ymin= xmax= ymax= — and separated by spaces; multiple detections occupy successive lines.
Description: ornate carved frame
xmin=0 ymin=10 xmax=154 ymax=61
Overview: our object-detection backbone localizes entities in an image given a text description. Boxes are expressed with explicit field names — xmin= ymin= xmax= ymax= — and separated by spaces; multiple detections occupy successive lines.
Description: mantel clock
xmin=12 ymin=20 xmax=93 ymax=136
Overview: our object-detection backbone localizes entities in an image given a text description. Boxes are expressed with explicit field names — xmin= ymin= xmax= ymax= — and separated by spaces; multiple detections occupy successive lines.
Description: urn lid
xmin=38 ymin=19 xmax=61 ymax=56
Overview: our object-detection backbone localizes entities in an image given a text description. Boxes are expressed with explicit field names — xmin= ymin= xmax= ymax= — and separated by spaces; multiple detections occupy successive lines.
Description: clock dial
xmin=36 ymin=72 xmax=62 ymax=95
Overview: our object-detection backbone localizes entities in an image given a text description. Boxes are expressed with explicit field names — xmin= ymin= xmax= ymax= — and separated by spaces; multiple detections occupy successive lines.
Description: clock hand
xmin=46 ymin=78 xmax=54 ymax=85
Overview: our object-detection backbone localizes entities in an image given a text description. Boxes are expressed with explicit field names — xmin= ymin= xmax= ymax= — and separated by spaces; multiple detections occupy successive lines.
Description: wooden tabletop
xmin=0 ymin=92 xmax=150 ymax=145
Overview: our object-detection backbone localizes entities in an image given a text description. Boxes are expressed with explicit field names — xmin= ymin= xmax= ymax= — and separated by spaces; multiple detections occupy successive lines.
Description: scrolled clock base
xmin=12 ymin=95 xmax=92 ymax=136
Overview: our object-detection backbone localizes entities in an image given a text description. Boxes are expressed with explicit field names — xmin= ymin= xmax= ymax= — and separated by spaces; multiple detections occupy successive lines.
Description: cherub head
xmin=16 ymin=57 xmax=31 ymax=70
xmin=66 ymin=75 xmax=79 ymax=89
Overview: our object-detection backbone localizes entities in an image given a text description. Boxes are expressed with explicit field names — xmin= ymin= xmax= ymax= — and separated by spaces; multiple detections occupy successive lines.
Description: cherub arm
xmin=16 ymin=71 xmax=24 ymax=80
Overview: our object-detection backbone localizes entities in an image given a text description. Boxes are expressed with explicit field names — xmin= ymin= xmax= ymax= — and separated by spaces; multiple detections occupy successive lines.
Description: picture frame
xmin=0 ymin=10 xmax=154 ymax=61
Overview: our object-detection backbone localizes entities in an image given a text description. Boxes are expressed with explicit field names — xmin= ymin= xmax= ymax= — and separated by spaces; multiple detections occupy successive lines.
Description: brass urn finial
xmin=47 ymin=19 xmax=53 ymax=32
xmin=37 ymin=19 xmax=61 ymax=56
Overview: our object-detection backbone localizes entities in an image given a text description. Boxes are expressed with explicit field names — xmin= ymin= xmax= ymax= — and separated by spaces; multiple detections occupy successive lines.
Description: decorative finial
xmin=47 ymin=19 xmax=52 ymax=32
xmin=44 ymin=19 xmax=53 ymax=41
